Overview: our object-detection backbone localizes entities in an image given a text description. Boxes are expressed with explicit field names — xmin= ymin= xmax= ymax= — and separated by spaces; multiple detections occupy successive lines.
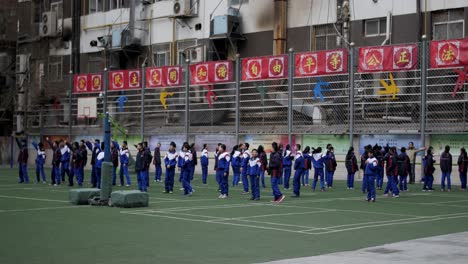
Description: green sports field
xmin=1 ymin=168 xmax=467 ymax=264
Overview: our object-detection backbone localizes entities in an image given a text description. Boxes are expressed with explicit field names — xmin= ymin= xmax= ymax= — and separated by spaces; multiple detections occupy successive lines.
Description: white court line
xmin=0 ymin=194 xmax=69 ymax=203
xmin=121 ymin=211 xmax=312 ymax=235
xmin=383 ymin=199 xmax=468 ymax=208
xmin=225 ymin=209 xmax=337 ymax=220
xmin=306 ymin=213 xmax=468 ymax=235
xmin=432 ymin=199 xmax=468 ymax=204
xmin=127 ymin=203 xmax=265 ymax=214
xmin=0 ymin=206 xmax=88 ymax=213
xmin=149 ymin=198 xmax=220 ymax=204
xmin=148 ymin=210 xmax=230 ymax=220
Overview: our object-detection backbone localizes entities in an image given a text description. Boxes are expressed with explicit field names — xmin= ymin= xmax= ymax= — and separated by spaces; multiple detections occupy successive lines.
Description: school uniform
xmin=144 ymin=147 xmax=152 ymax=187
xmin=269 ymin=151 xmax=284 ymax=201
xmin=311 ymin=152 xmax=329 ymax=191
xmin=111 ymin=143 xmax=120 ymax=186
xmin=247 ymin=157 xmax=261 ymax=200
xmin=440 ymin=151 xmax=453 ymax=191
xmin=119 ymin=148 xmax=131 ymax=186
xmin=200 ymin=148 xmax=209 ymax=184
xmin=96 ymin=151 xmax=104 ymax=189
xmin=259 ymin=151 xmax=268 ymax=188
xmin=180 ymin=151 xmax=194 ymax=195
xmin=302 ymin=152 xmax=311 ymax=186
xmin=72 ymin=148 xmax=83 ymax=187
xmin=457 ymin=153 xmax=468 ymax=190
xmin=345 ymin=152 xmax=358 ymax=189
xmin=423 ymin=154 xmax=436 ymax=191
xmin=241 ymin=150 xmax=251 ymax=193
xmin=190 ymin=148 xmax=197 ymax=181
xmin=16 ymin=139 xmax=29 ymax=184
xmin=214 ymin=150 xmax=220 ymax=189
xmin=217 ymin=151 xmax=231 ymax=197
xmin=278 ymin=151 xmax=284 ymax=185
xmin=384 ymin=153 xmax=400 ymax=197
xmin=46 ymin=139 xmax=61 ymax=185
xmin=292 ymin=151 xmax=304 ymax=196
xmin=231 ymin=150 xmax=241 ymax=186
xmin=375 ymin=150 xmax=385 ymax=189
xmin=364 ymin=157 xmax=378 ymax=201
xmin=32 ymin=142 xmax=46 ymax=183
xmin=80 ymin=146 xmax=87 ymax=185
xmin=135 ymin=149 xmax=147 ymax=192
xmin=177 ymin=150 xmax=185 ymax=184
xmin=153 ymin=146 xmax=162 ymax=182
xmin=397 ymin=152 xmax=411 ymax=191
xmin=324 ymin=151 xmax=337 ymax=188
xmin=360 ymin=152 xmax=369 ymax=193
xmin=164 ymin=150 xmax=178 ymax=193
xmin=282 ymin=150 xmax=294 ymax=189
xmin=60 ymin=144 xmax=71 ymax=183
xmin=85 ymin=141 xmax=101 ymax=187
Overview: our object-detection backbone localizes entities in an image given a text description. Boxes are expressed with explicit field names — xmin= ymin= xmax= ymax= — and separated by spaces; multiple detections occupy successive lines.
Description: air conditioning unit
xmin=39 ymin=11 xmax=57 ymax=37
xmin=172 ymin=0 xmax=192 ymax=17
xmin=15 ymin=54 xmax=29 ymax=74
xmin=189 ymin=46 xmax=205 ymax=63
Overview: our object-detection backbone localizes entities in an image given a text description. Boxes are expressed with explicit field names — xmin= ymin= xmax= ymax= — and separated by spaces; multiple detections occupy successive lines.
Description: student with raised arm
xmin=311 ymin=147 xmax=330 ymax=192
xmin=32 ymin=141 xmax=46 ymax=184
xmin=46 ymin=137 xmax=61 ymax=185
xmin=85 ymin=139 xmax=101 ymax=188
xmin=406 ymin=142 xmax=426 ymax=184
xmin=15 ymin=136 xmax=29 ymax=184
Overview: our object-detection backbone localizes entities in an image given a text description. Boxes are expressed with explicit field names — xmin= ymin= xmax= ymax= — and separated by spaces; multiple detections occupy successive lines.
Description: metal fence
xmin=24 ymin=39 xmax=468 ymax=145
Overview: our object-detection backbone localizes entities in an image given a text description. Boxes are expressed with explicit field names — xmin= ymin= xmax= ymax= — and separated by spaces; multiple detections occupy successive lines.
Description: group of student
xmin=14 ymin=136 xmax=468 ymax=203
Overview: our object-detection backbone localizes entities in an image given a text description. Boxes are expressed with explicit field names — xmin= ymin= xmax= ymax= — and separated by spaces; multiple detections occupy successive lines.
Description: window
xmin=88 ymin=0 xmax=104 ymax=14
xmin=313 ymin=24 xmax=338 ymax=51
xmin=48 ymin=56 xmax=63 ymax=82
xmin=110 ymin=0 xmax=125 ymax=10
xmin=87 ymin=53 xmax=104 ymax=73
xmin=177 ymin=39 xmax=196 ymax=65
xmin=432 ymin=9 xmax=464 ymax=40
xmin=364 ymin=17 xmax=387 ymax=37
xmin=153 ymin=43 xmax=171 ymax=67
xmin=51 ymin=1 xmax=63 ymax=20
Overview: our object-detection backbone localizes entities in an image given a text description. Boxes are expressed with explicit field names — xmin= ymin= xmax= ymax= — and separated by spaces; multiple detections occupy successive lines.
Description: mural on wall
xmin=302 ymin=135 xmax=349 ymax=155
xmin=160 ymin=89 xmax=174 ymax=110
xmin=378 ymin=73 xmax=400 ymax=100
xmin=312 ymin=77 xmax=330 ymax=102
xmin=452 ymin=66 xmax=468 ymax=97
xmin=205 ymin=85 xmax=217 ymax=108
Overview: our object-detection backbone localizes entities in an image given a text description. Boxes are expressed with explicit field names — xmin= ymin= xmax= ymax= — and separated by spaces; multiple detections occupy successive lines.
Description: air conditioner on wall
xmin=189 ymin=46 xmax=204 ymax=63
xmin=39 ymin=11 xmax=57 ymax=37
xmin=172 ymin=0 xmax=192 ymax=17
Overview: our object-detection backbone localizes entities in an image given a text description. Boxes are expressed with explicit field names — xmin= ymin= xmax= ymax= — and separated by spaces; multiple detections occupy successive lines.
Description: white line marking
xmin=0 ymin=195 xmax=69 ymax=203
xmin=0 ymin=206 xmax=88 ymax=213
xmin=227 ymin=209 xmax=337 ymax=220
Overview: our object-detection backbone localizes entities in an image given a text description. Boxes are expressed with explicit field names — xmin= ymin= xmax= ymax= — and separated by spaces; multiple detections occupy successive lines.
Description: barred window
xmin=313 ymin=24 xmax=338 ymax=51
xmin=432 ymin=8 xmax=464 ymax=40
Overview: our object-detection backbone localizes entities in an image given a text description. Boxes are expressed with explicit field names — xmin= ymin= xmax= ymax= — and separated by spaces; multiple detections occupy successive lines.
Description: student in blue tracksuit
xmin=325 ymin=147 xmax=337 ymax=188
xmin=383 ymin=147 xmax=400 ymax=198
xmin=60 ymin=141 xmax=71 ymax=183
xmin=278 ymin=144 xmax=284 ymax=185
xmin=247 ymin=149 xmax=261 ymax=200
xmin=32 ymin=141 xmax=46 ymax=184
xmin=71 ymin=142 xmax=83 ymax=187
xmin=292 ymin=144 xmax=304 ymax=197
xmin=397 ymin=147 xmax=411 ymax=191
xmin=217 ymin=144 xmax=230 ymax=198
xmin=345 ymin=147 xmax=358 ymax=189
xmin=302 ymin=147 xmax=311 ymax=186
xmin=240 ymin=143 xmax=251 ymax=194
xmin=153 ymin=143 xmax=162 ymax=182
xmin=85 ymin=139 xmax=101 ymax=188
xmin=135 ymin=143 xmax=147 ymax=192
xmin=364 ymin=150 xmax=378 ymax=202
xmin=374 ymin=145 xmax=384 ymax=190
xmin=181 ymin=143 xmax=194 ymax=196
xmin=311 ymin=147 xmax=329 ymax=192
xmin=440 ymin=145 xmax=453 ymax=192
xmin=360 ymin=145 xmax=371 ymax=193
xmin=119 ymin=141 xmax=131 ymax=187
xmin=163 ymin=142 xmax=178 ymax=193
xmin=189 ymin=143 xmax=197 ymax=182
xmin=258 ymin=145 xmax=268 ymax=188
xmin=214 ymin=144 xmax=221 ymax=190
xmin=96 ymin=142 xmax=105 ymax=189
xmin=423 ymin=147 xmax=436 ymax=191
xmin=282 ymin=144 xmax=294 ymax=190
xmin=230 ymin=145 xmax=241 ymax=186
xmin=16 ymin=137 xmax=29 ymax=184
xmin=200 ymin=144 xmax=209 ymax=184
xmin=458 ymin=148 xmax=468 ymax=190
xmin=177 ymin=144 xmax=186 ymax=190
xmin=79 ymin=140 xmax=87 ymax=185
xmin=269 ymin=142 xmax=285 ymax=203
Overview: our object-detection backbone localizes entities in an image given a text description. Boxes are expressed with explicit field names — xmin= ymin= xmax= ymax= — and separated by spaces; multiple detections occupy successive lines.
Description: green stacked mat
xmin=69 ymin=188 xmax=101 ymax=205
xmin=110 ymin=190 xmax=149 ymax=208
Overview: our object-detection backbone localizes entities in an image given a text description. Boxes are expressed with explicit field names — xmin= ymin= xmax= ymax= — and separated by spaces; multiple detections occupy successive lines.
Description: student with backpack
xmin=397 ymin=147 xmax=411 ymax=191
xmin=423 ymin=147 xmax=436 ymax=192
xmin=345 ymin=147 xmax=358 ymax=189
xmin=325 ymin=147 xmax=337 ymax=188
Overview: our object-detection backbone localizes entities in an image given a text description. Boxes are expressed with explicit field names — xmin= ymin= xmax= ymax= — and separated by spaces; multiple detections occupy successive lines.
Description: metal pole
xmin=349 ymin=42 xmax=355 ymax=147
xmin=420 ymin=35 xmax=427 ymax=147
xmin=287 ymin=48 xmax=294 ymax=145
xmin=104 ymin=112 xmax=111 ymax=162
xmin=140 ymin=66 xmax=145 ymax=142
xmin=103 ymin=68 xmax=108 ymax=116
xmin=184 ymin=59 xmax=190 ymax=143
xmin=39 ymin=69 xmax=43 ymax=141
xmin=68 ymin=71 xmax=73 ymax=140
xmin=235 ymin=54 xmax=240 ymax=143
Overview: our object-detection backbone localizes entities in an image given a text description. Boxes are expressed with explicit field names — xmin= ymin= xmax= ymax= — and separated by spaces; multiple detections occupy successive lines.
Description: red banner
xmin=358 ymin=44 xmax=418 ymax=72
xmin=108 ymin=70 xmax=143 ymax=91
xmin=146 ymin=66 xmax=182 ymax=88
xmin=242 ymin=55 xmax=288 ymax=81
xmin=73 ymin=74 xmax=103 ymax=93
xmin=430 ymin=38 xmax=468 ymax=68
xmin=189 ymin=61 xmax=233 ymax=85
xmin=295 ymin=49 xmax=348 ymax=77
